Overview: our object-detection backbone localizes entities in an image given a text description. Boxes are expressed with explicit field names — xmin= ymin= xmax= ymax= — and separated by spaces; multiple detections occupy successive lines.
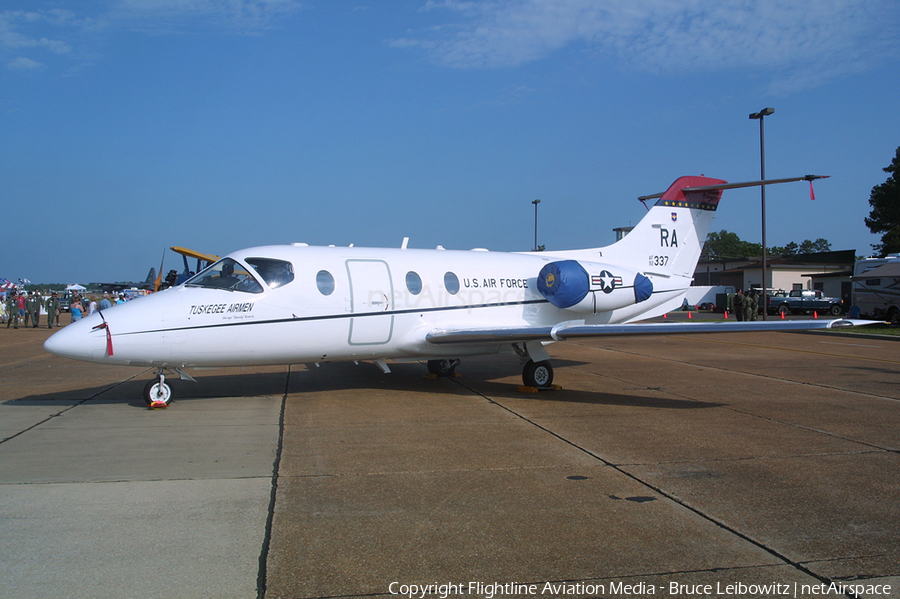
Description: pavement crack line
xmin=709 ymin=404 xmax=898 ymax=455
xmin=569 ymin=340 xmax=900 ymax=404
xmin=257 ymin=364 xmax=290 ymax=599
xmin=451 ymin=377 xmax=867 ymax=599
xmin=0 ymin=353 xmax=55 ymax=371
xmin=571 ymin=345 xmax=899 ymax=454
xmin=0 ymin=370 xmax=150 ymax=447
xmin=633 ymin=379 xmax=900 ymax=455
xmin=610 ymin=448 xmax=888 ymax=468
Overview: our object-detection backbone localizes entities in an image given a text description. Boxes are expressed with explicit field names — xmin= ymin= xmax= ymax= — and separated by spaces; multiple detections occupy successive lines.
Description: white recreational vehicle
xmin=852 ymin=254 xmax=900 ymax=323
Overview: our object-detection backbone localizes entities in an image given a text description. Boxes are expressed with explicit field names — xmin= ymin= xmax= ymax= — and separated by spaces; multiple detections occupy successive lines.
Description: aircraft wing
xmin=170 ymin=246 xmax=220 ymax=264
xmin=425 ymin=319 xmax=882 ymax=345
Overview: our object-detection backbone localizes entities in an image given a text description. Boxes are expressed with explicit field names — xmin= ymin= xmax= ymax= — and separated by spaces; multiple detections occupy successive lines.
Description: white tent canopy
xmin=65 ymin=284 xmax=86 ymax=291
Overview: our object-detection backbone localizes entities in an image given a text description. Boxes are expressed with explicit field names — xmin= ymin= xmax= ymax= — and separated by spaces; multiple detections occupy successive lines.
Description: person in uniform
xmin=734 ymin=289 xmax=745 ymax=322
xmin=45 ymin=292 xmax=61 ymax=328
xmin=27 ymin=291 xmax=41 ymax=328
xmin=5 ymin=291 xmax=19 ymax=329
xmin=23 ymin=292 xmax=33 ymax=328
xmin=748 ymin=289 xmax=760 ymax=321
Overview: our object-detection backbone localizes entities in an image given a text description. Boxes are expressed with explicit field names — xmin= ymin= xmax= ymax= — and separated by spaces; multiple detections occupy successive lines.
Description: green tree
xmin=865 ymin=146 xmax=900 ymax=256
xmin=705 ymin=230 xmax=831 ymax=259
xmin=703 ymin=230 xmax=763 ymax=259
xmin=772 ymin=239 xmax=832 ymax=256
xmin=797 ymin=238 xmax=831 ymax=254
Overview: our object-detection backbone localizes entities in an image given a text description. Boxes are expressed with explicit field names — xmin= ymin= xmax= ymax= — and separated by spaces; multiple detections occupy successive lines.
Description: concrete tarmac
xmin=0 ymin=324 xmax=897 ymax=598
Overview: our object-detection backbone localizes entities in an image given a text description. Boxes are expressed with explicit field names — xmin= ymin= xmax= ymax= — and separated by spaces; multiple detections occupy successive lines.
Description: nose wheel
xmin=143 ymin=373 xmax=172 ymax=408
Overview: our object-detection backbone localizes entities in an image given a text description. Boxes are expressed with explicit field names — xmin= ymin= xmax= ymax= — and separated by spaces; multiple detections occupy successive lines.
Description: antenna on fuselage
xmin=401 ymin=237 xmax=409 ymax=249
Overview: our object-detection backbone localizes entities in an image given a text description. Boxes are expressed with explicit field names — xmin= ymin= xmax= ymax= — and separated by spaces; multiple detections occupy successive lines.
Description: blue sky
xmin=3 ymin=0 xmax=899 ymax=284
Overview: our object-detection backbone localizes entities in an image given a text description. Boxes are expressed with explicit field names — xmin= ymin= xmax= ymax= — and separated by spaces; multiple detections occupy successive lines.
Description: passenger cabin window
xmin=185 ymin=258 xmax=263 ymax=293
xmin=406 ymin=271 xmax=422 ymax=295
xmin=316 ymin=270 xmax=335 ymax=295
xmin=246 ymin=258 xmax=294 ymax=289
xmin=444 ymin=271 xmax=460 ymax=295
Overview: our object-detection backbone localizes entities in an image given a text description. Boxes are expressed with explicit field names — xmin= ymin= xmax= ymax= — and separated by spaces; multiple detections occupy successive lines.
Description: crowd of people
xmin=1 ymin=291 xmax=130 ymax=329
xmin=731 ymin=288 xmax=760 ymax=321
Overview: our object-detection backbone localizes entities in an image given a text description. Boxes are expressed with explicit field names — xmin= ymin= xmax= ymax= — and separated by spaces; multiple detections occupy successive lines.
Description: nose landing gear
xmin=142 ymin=367 xmax=196 ymax=408
xmin=144 ymin=372 xmax=172 ymax=409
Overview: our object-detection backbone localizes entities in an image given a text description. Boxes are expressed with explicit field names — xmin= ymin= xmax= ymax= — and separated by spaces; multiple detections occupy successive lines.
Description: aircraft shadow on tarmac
xmin=4 ymin=359 xmax=723 ymax=410
xmin=840 ymin=363 xmax=900 ymax=377
xmin=294 ymin=360 xmax=724 ymax=410
xmin=3 ymin=369 xmax=291 ymax=408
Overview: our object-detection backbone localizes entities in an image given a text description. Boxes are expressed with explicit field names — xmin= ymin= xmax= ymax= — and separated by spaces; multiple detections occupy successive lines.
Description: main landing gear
xmin=522 ymin=359 xmax=554 ymax=388
xmin=427 ymin=359 xmax=460 ymax=377
xmin=425 ymin=341 xmax=556 ymax=389
xmin=515 ymin=341 xmax=555 ymax=389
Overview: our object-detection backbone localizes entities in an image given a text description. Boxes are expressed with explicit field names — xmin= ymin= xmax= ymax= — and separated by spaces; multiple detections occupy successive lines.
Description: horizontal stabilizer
xmin=638 ymin=175 xmax=828 ymax=201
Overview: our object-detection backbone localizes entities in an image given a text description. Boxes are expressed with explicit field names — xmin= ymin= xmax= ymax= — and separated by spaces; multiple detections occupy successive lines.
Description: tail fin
xmin=596 ymin=174 xmax=828 ymax=279
xmin=544 ymin=174 xmax=828 ymax=322
xmin=597 ymin=175 xmax=726 ymax=279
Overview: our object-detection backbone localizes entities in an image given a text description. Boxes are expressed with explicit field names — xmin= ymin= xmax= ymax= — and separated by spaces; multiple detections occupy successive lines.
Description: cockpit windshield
xmin=184 ymin=258 xmax=264 ymax=293
xmin=245 ymin=258 xmax=294 ymax=289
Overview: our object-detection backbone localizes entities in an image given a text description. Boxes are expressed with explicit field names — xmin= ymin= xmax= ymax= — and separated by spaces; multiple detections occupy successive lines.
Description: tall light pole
xmin=749 ymin=107 xmax=774 ymax=320
xmin=532 ymin=199 xmax=541 ymax=251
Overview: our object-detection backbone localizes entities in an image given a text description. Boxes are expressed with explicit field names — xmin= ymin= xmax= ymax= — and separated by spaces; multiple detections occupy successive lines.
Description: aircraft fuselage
xmin=45 ymin=243 xmax=686 ymax=369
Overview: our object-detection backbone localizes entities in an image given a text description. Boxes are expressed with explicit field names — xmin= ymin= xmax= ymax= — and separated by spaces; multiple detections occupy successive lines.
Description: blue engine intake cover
xmin=634 ymin=272 xmax=653 ymax=303
xmin=537 ymin=260 xmax=590 ymax=309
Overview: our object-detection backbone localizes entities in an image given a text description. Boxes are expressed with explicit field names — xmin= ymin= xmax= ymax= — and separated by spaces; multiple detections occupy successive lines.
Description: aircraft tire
xmin=427 ymin=359 xmax=459 ymax=377
xmin=143 ymin=379 xmax=172 ymax=407
xmin=523 ymin=360 xmax=553 ymax=388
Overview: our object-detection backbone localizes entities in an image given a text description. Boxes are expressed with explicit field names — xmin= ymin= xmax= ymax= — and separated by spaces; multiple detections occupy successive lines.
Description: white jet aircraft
xmin=45 ymin=175 xmax=876 ymax=407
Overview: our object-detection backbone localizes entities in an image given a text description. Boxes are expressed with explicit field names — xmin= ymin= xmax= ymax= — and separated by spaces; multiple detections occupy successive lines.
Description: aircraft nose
xmin=44 ymin=319 xmax=103 ymax=363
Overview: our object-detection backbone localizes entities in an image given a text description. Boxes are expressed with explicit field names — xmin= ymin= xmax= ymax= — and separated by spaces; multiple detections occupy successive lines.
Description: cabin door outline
xmin=346 ymin=259 xmax=394 ymax=345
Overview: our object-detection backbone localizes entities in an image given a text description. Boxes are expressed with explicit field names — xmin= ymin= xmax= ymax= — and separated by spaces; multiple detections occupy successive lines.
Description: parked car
xmin=768 ymin=289 xmax=844 ymax=316
xmin=57 ymin=291 xmax=81 ymax=313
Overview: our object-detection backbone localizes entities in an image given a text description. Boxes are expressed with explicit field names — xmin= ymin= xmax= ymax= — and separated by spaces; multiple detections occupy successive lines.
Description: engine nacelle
xmin=537 ymin=260 xmax=653 ymax=313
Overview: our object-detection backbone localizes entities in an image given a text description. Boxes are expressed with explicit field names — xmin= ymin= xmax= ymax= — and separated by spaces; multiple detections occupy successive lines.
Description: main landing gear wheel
xmin=143 ymin=378 xmax=172 ymax=408
xmin=427 ymin=359 xmax=460 ymax=377
xmin=522 ymin=359 xmax=553 ymax=388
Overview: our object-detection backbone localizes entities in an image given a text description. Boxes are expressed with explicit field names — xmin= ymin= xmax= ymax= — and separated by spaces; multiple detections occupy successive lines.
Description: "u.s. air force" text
xmin=463 ymin=278 xmax=528 ymax=289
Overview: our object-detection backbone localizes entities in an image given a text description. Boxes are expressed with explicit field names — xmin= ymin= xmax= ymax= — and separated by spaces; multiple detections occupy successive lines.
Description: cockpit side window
xmin=246 ymin=258 xmax=295 ymax=289
xmin=184 ymin=258 xmax=264 ymax=293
